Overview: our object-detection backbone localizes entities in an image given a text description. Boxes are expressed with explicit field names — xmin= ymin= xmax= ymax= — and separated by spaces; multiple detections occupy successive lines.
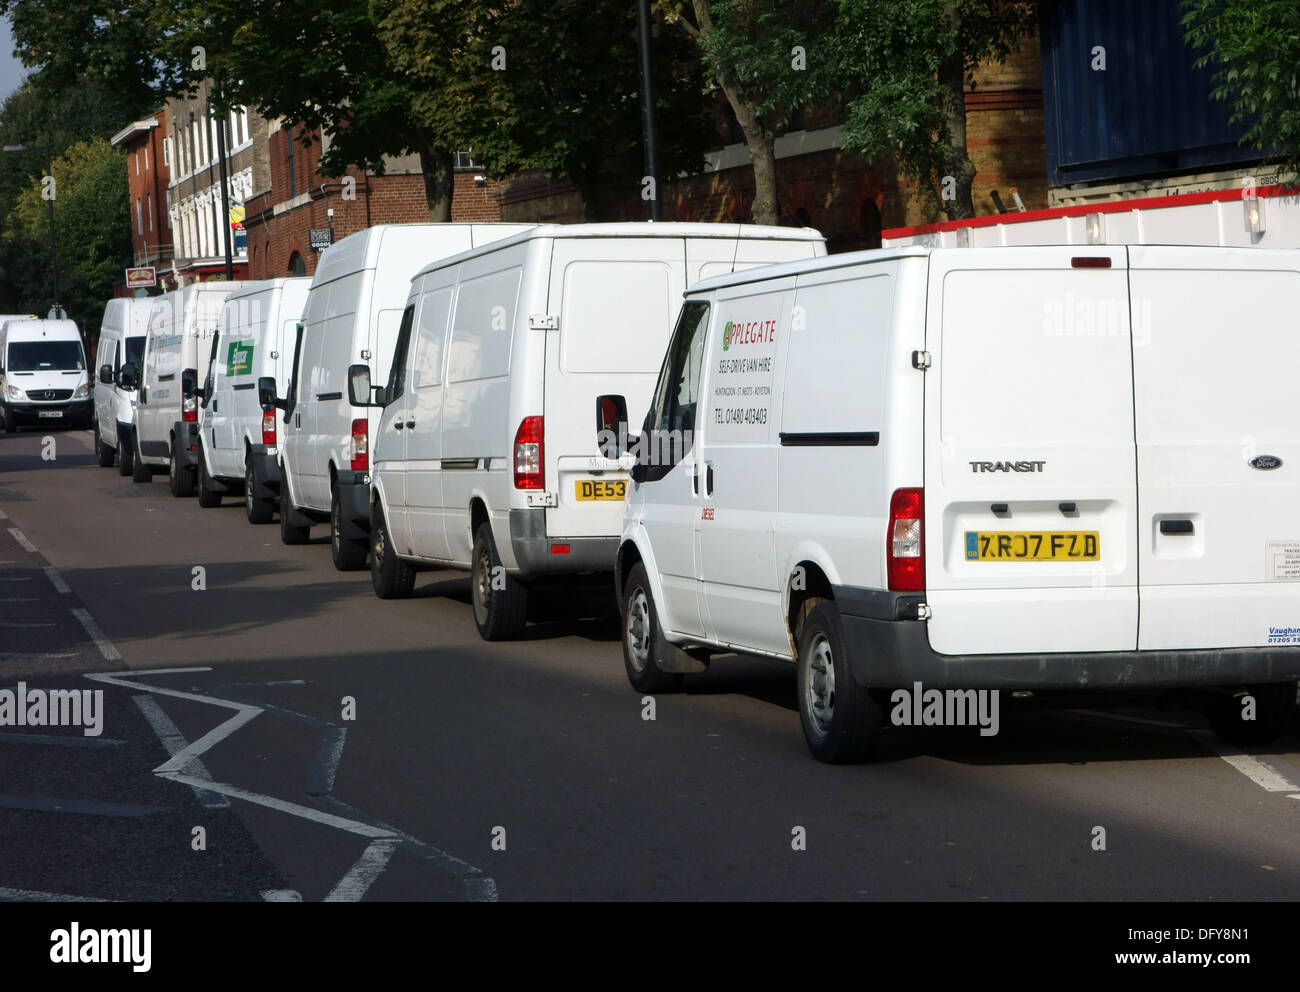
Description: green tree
xmin=656 ymin=1 xmax=834 ymax=225
xmin=1182 ymin=0 xmax=1300 ymax=172
xmin=3 ymin=138 xmax=131 ymax=333
xmin=379 ymin=0 xmax=714 ymax=220
xmin=831 ymin=0 xmax=1035 ymax=220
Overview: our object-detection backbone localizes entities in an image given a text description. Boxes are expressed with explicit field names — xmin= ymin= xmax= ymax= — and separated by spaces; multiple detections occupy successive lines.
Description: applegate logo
xmin=721 ymin=318 xmax=777 ymax=352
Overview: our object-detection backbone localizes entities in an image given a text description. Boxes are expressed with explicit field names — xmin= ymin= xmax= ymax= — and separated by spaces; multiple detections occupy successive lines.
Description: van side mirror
xmin=118 ymin=363 xmax=138 ymax=391
xmin=347 ymin=364 xmax=377 ymax=407
xmin=99 ymin=364 xmax=114 ymax=385
xmin=596 ymin=394 xmax=629 ymax=457
xmin=257 ymin=376 xmax=282 ymax=412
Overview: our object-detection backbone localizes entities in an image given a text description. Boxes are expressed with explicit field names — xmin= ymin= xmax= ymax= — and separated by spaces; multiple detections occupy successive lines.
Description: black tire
xmin=471 ymin=522 xmax=528 ymax=640
xmin=168 ymin=439 xmax=196 ymax=497
xmin=278 ymin=469 xmax=311 ymax=545
xmin=797 ymin=601 xmax=883 ymax=763
xmin=330 ymin=485 xmax=368 ymax=571
xmin=197 ymin=449 xmax=222 ymax=507
xmin=620 ymin=562 xmax=686 ymax=693
xmin=117 ymin=427 xmax=134 ymax=476
xmin=94 ymin=424 xmax=115 ymax=466
xmin=2 ymin=404 xmax=14 ymax=434
xmin=131 ymin=430 xmax=152 ymax=483
xmin=1207 ymin=682 xmax=1297 ymax=746
xmin=244 ymin=458 xmax=274 ymax=525
xmin=371 ymin=502 xmax=416 ymax=599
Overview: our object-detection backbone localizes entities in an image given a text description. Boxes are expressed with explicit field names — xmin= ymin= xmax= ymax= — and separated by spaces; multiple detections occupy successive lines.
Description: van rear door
xmin=1129 ymin=247 xmax=1300 ymax=650
xmin=924 ymin=247 xmax=1138 ymax=656
xmin=543 ymin=238 xmax=684 ymax=541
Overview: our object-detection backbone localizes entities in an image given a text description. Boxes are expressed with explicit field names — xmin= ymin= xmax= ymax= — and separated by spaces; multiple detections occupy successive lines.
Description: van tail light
xmin=887 ymin=487 xmax=924 ymax=592
xmin=261 ymin=410 xmax=277 ymax=446
xmin=348 ymin=418 xmax=368 ymax=471
xmin=514 ymin=416 xmax=544 ymax=490
xmin=181 ymin=368 xmax=197 ymax=422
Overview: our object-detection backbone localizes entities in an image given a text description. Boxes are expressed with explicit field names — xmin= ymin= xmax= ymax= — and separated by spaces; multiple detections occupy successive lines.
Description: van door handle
xmin=1159 ymin=519 xmax=1195 ymax=535
xmin=294 ymin=412 xmax=301 ymax=428
xmin=705 ymin=463 xmax=714 ymax=496
xmin=405 ymin=420 xmax=415 ymax=429
xmin=393 ymin=421 xmax=404 ymax=431
xmin=690 ymin=462 xmax=699 ymax=496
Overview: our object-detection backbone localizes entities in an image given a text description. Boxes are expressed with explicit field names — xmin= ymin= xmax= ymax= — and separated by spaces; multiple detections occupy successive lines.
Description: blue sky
xmin=0 ymin=16 xmax=29 ymax=103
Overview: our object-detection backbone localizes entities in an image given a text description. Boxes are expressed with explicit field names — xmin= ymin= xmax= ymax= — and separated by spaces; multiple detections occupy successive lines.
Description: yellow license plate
xmin=575 ymin=479 xmax=627 ymax=501
xmin=964 ymin=531 xmax=1099 ymax=561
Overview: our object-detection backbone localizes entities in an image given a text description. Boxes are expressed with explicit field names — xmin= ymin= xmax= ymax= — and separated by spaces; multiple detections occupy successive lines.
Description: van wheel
xmin=2 ymin=404 xmax=14 ymax=433
xmin=94 ymin=425 xmax=115 ymax=466
xmin=278 ymin=472 xmax=311 ymax=545
xmin=197 ymin=450 xmax=222 ymax=507
xmin=117 ymin=428 xmax=134 ymax=476
xmin=244 ymin=459 xmax=274 ymax=524
xmin=168 ymin=441 xmax=196 ymax=497
xmin=471 ymin=523 xmax=528 ymax=641
xmin=797 ymin=602 xmax=883 ymax=763
xmin=1207 ymin=682 xmax=1297 ymax=746
xmin=330 ymin=485 xmax=368 ymax=571
xmin=371 ymin=503 xmax=415 ymax=599
xmin=131 ymin=431 xmax=152 ymax=483
xmin=620 ymin=562 xmax=685 ymax=694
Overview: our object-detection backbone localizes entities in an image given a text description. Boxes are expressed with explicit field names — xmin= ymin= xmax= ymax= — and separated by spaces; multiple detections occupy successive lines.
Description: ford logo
xmin=1249 ymin=455 xmax=1283 ymax=470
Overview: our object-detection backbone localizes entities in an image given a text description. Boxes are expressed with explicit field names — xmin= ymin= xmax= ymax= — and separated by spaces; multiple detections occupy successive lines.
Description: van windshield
xmin=124 ymin=337 xmax=145 ymax=366
xmin=6 ymin=341 xmax=85 ymax=372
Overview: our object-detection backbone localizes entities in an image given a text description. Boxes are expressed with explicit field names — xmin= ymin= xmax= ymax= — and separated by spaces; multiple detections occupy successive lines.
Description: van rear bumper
xmin=837 ymin=591 xmax=1300 ymax=690
xmin=508 ymin=509 xmax=617 ymax=579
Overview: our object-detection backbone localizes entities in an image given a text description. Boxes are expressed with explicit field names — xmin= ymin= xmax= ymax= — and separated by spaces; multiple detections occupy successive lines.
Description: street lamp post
xmin=3 ymin=142 xmax=63 ymax=318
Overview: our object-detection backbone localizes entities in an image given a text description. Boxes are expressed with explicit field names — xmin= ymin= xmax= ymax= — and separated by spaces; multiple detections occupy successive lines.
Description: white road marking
xmin=0 ymin=577 xmax=32 ymax=582
xmin=323 ymin=838 xmax=401 ymax=902
xmin=0 ymin=886 xmax=104 ymax=902
xmin=0 ymin=652 xmax=77 ymax=660
xmin=261 ymin=889 xmax=302 ymax=902
xmin=131 ymin=695 xmax=230 ymax=810
xmin=44 ymin=567 xmax=70 ymax=594
xmin=159 ymin=773 xmax=397 ymax=838
xmin=1193 ymin=732 xmax=1300 ymax=793
xmin=7 ymin=529 xmax=35 ymax=553
xmin=71 ymin=608 xmax=122 ymax=662
xmin=0 ymin=509 xmax=7 ymax=519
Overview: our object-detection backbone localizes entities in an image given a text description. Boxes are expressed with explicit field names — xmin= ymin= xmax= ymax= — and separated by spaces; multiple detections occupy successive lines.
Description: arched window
xmin=288 ymin=252 xmax=306 ymax=277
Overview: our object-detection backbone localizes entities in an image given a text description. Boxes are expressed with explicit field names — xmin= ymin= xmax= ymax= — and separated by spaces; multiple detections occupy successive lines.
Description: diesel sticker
xmin=1266 ymin=541 xmax=1300 ymax=581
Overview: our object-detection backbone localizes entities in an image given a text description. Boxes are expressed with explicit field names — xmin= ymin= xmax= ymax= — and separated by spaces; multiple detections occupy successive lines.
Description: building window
xmin=144 ymin=144 xmax=149 ymax=172
xmin=162 ymin=137 xmax=171 ymax=168
xmin=147 ymin=193 xmax=153 ymax=231
xmin=454 ymin=150 xmax=481 ymax=170
xmin=136 ymin=198 xmax=143 ymax=235
xmin=287 ymin=131 xmax=296 ymax=199
xmin=288 ymin=251 xmax=305 ymax=276
xmin=135 ymin=151 xmax=140 ymax=176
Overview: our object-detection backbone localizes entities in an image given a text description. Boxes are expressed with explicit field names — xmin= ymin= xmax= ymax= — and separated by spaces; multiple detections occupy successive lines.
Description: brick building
xmin=243 ymin=128 xmax=504 ymax=281
xmin=496 ymin=32 xmax=1048 ymax=253
xmin=109 ymin=112 xmax=174 ymax=286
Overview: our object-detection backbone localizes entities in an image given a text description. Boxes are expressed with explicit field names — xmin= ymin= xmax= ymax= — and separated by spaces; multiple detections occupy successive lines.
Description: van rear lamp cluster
xmin=887 ymin=487 xmax=924 ymax=592
xmin=181 ymin=367 xmax=198 ymax=422
xmin=550 ymin=544 xmax=571 ymax=556
xmin=348 ymin=418 xmax=368 ymax=471
xmin=1070 ymin=256 xmax=1111 ymax=268
xmin=514 ymin=416 xmax=544 ymax=490
xmin=261 ymin=410 xmax=277 ymax=446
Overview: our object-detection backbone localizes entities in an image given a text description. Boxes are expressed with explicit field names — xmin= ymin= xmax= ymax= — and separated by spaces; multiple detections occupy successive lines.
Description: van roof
xmin=313 ymin=223 xmax=537 ymax=287
xmin=411 ymin=222 xmax=825 ymax=281
xmin=1 ymin=317 xmax=81 ymax=339
xmin=686 ymin=244 xmax=932 ymax=294
xmin=222 ymin=277 xmax=309 ymax=303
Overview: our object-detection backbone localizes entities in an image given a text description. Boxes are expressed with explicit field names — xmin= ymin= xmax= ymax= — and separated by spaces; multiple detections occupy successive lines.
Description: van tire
xmin=169 ymin=440 xmax=196 ymax=497
xmin=1206 ymin=682 xmax=1297 ymax=746
xmin=197 ymin=450 xmax=222 ymax=507
xmin=471 ymin=523 xmax=528 ymax=641
xmin=371 ymin=503 xmax=415 ymax=599
xmin=2 ymin=404 xmax=13 ymax=433
xmin=330 ymin=485 xmax=368 ymax=571
xmin=244 ymin=459 xmax=274 ymax=525
xmin=620 ymin=562 xmax=685 ymax=694
xmin=118 ymin=428 xmax=134 ymax=476
xmin=131 ymin=431 xmax=152 ymax=483
xmin=279 ymin=473 xmax=311 ymax=545
xmin=94 ymin=425 xmax=115 ymax=466
xmin=797 ymin=602 xmax=883 ymax=763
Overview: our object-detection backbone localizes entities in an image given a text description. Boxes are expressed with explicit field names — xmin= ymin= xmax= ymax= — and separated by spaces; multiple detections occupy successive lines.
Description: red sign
xmin=125 ymin=267 xmax=156 ymax=289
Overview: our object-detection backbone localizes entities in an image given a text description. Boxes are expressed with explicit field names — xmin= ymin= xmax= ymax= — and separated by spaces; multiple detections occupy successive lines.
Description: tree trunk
xmin=938 ymin=4 xmax=977 ymax=220
xmin=691 ymin=0 xmax=779 ymax=226
xmin=416 ymin=144 xmax=454 ymax=222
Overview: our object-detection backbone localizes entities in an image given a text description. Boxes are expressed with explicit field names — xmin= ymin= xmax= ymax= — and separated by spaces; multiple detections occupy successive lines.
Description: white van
xmin=0 ymin=317 xmax=92 ymax=433
xmin=196 ymin=278 xmax=310 ymax=522
xmin=355 ymin=222 xmax=826 ymax=640
xmin=93 ymin=298 xmax=152 ymax=473
xmin=262 ymin=223 xmax=534 ymax=569
xmin=616 ymin=244 xmax=1300 ymax=761
xmin=119 ymin=282 xmax=243 ymax=493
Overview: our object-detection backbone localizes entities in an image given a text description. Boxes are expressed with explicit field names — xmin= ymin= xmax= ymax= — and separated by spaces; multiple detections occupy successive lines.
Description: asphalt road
xmin=1 ymin=426 xmax=1298 ymax=901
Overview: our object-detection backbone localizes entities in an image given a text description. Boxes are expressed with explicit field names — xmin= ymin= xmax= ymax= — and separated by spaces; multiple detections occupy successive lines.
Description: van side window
xmin=386 ymin=304 xmax=416 ymax=403
xmin=114 ymin=341 xmax=121 ymax=376
xmin=285 ymin=323 xmax=305 ymax=418
xmin=646 ymin=301 xmax=710 ymax=466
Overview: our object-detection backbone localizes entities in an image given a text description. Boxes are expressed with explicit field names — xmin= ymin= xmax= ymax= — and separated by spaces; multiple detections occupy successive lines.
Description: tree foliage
xmin=1182 ymin=0 xmax=1300 ymax=172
